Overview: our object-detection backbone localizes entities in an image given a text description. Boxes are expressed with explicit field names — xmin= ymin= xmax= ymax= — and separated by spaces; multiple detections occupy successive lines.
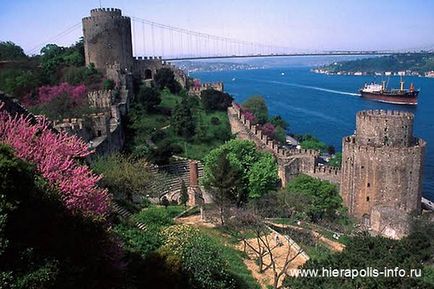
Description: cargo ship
xmin=359 ymin=79 xmax=419 ymax=105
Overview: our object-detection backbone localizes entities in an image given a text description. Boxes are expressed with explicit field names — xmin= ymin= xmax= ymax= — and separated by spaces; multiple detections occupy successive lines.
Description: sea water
xmin=190 ymin=56 xmax=434 ymax=201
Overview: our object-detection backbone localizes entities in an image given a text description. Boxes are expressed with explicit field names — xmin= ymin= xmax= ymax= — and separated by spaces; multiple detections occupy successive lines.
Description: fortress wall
xmin=307 ymin=165 xmax=341 ymax=184
xmin=88 ymin=90 xmax=113 ymax=109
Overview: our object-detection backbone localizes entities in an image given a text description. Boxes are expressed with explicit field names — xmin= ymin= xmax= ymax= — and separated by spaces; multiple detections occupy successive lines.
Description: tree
xmin=0 ymin=144 xmax=123 ymax=289
xmin=283 ymin=175 xmax=343 ymax=222
xmin=91 ymin=154 xmax=157 ymax=201
xmin=228 ymin=210 xmax=305 ymax=289
xmin=154 ymin=68 xmax=181 ymax=94
xmin=243 ymin=96 xmax=268 ymax=124
xmin=203 ymin=139 xmax=278 ymax=209
xmin=270 ymin=115 xmax=288 ymax=130
xmin=0 ymin=41 xmax=27 ymax=60
xmin=248 ymin=153 xmax=279 ymax=201
xmin=200 ymin=89 xmax=233 ymax=112
xmin=203 ymin=152 xmax=241 ymax=225
xmin=135 ymin=86 xmax=161 ymax=112
xmin=171 ymin=97 xmax=195 ymax=138
xmin=0 ymin=102 xmax=110 ymax=218
xmin=284 ymin=230 xmax=433 ymax=289
xmin=179 ymin=180 xmax=189 ymax=207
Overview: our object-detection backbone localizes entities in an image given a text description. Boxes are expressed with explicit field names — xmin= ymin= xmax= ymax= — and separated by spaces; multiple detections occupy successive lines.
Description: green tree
xmin=243 ymin=96 xmax=268 ymax=124
xmin=203 ymin=152 xmax=241 ymax=225
xmin=179 ymin=180 xmax=189 ymax=207
xmin=284 ymin=174 xmax=344 ymax=222
xmin=0 ymin=41 xmax=27 ymax=60
xmin=285 ymin=228 xmax=433 ymax=289
xmin=135 ymin=86 xmax=161 ymax=112
xmin=154 ymin=68 xmax=181 ymax=94
xmin=203 ymin=139 xmax=278 ymax=209
xmin=171 ymin=97 xmax=195 ymax=138
xmin=91 ymin=154 xmax=157 ymax=201
xmin=269 ymin=115 xmax=288 ymax=130
xmin=200 ymin=89 xmax=233 ymax=112
xmin=247 ymin=153 xmax=278 ymax=200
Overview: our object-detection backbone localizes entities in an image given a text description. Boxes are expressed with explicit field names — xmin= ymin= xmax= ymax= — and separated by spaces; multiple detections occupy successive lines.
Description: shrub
xmin=0 ymin=103 xmax=110 ymax=218
xmin=200 ymin=89 xmax=233 ymax=112
xmin=161 ymin=225 xmax=236 ymax=289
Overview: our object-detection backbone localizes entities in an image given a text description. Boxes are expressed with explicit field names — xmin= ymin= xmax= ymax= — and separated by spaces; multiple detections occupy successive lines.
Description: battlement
xmin=314 ymin=165 xmax=341 ymax=175
xmin=357 ymin=110 xmax=414 ymax=120
xmin=90 ymin=8 xmax=122 ymax=17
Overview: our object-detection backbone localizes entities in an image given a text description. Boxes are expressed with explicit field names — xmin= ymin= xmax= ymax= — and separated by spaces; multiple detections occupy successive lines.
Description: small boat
xmin=232 ymin=78 xmax=236 ymax=81
xmin=281 ymin=72 xmax=285 ymax=76
xmin=359 ymin=78 xmax=419 ymax=105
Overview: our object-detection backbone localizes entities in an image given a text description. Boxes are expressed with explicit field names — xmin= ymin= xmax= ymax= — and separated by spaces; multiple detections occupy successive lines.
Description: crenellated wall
xmin=188 ymin=82 xmax=224 ymax=97
xmin=228 ymin=103 xmax=339 ymax=187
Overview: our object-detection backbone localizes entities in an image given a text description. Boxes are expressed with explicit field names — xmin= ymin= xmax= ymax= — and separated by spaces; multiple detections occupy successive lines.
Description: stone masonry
xmin=341 ymin=110 xmax=425 ymax=238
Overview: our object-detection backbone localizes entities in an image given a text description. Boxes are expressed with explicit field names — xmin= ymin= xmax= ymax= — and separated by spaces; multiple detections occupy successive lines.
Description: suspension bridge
xmin=25 ymin=12 xmax=433 ymax=60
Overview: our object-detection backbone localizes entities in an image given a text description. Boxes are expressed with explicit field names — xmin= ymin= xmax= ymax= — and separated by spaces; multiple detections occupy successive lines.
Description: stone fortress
xmin=11 ymin=7 xmax=425 ymax=238
xmin=229 ymin=104 xmax=427 ymax=239
xmin=52 ymin=7 xmax=223 ymax=155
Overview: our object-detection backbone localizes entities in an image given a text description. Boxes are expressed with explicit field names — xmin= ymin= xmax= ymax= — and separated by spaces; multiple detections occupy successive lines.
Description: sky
xmin=1 ymin=0 xmax=434 ymax=57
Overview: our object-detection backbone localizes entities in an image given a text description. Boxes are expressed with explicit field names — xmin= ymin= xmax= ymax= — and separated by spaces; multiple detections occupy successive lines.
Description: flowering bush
xmin=242 ymin=110 xmax=257 ymax=123
xmin=23 ymin=82 xmax=87 ymax=107
xmin=261 ymin=122 xmax=275 ymax=137
xmin=0 ymin=102 xmax=110 ymax=218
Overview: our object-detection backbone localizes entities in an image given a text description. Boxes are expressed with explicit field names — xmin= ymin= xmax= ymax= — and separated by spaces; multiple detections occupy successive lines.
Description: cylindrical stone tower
xmin=82 ymin=8 xmax=133 ymax=72
xmin=341 ymin=110 xmax=425 ymax=226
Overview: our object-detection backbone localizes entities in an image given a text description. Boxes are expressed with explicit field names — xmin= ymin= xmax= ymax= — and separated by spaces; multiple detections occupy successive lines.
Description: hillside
xmin=315 ymin=53 xmax=434 ymax=76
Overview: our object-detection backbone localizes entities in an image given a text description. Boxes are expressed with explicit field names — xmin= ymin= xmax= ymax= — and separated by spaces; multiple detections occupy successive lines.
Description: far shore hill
xmin=314 ymin=52 xmax=434 ymax=77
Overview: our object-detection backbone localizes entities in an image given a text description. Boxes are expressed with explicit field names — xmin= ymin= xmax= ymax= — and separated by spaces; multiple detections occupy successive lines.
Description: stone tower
xmin=82 ymin=8 xmax=133 ymax=72
xmin=341 ymin=110 xmax=425 ymax=238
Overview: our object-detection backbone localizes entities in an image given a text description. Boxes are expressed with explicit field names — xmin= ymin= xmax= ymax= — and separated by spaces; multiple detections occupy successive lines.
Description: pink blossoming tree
xmin=0 ymin=102 xmax=110 ymax=218
xmin=261 ymin=122 xmax=276 ymax=137
xmin=23 ymin=82 xmax=87 ymax=107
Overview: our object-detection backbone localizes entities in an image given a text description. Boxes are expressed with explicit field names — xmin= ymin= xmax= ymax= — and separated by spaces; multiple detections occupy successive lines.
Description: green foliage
xmin=135 ymin=86 xmax=161 ymax=112
xmin=114 ymin=223 xmax=163 ymax=257
xmin=200 ymin=89 xmax=233 ymax=112
xmin=284 ymin=174 xmax=344 ymax=222
xmin=328 ymin=152 xmax=342 ymax=168
xmin=0 ymin=144 xmax=122 ymax=288
xmin=0 ymin=68 xmax=41 ymax=97
xmin=0 ymin=41 xmax=27 ymax=61
xmin=154 ymin=68 xmax=182 ymax=94
xmin=274 ymin=126 xmax=287 ymax=143
xmin=103 ymin=79 xmax=115 ymax=90
xmin=285 ymin=228 xmax=434 ymax=289
xmin=161 ymin=225 xmax=237 ymax=289
xmin=269 ymin=115 xmax=288 ymax=130
xmin=320 ymin=52 xmax=434 ymax=74
xmin=298 ymin=134 xmax=327 ymax=152
xmin=39 ymin=40 xmax=85 ymax=84
xmin=243 ymin=96 xmax=268 ymax=124
xmin=171 ymin=97 xmax=196 ymax=138
xmin=61 ymin=64 xmax=101 ymax=87
xmin=248 ymin=153 xmax=279 ymax=200
xmin=203 ymin=140 xmax=278 ymax=208
xmin=91 ymin=154 xmax=157 ymax=200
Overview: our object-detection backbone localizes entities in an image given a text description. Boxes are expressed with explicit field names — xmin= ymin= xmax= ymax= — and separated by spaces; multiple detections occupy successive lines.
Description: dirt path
xmin=239 ymin=232 xmax=308 ymax=289
xmin=268 ymin=222 xmax=345 ymax=252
